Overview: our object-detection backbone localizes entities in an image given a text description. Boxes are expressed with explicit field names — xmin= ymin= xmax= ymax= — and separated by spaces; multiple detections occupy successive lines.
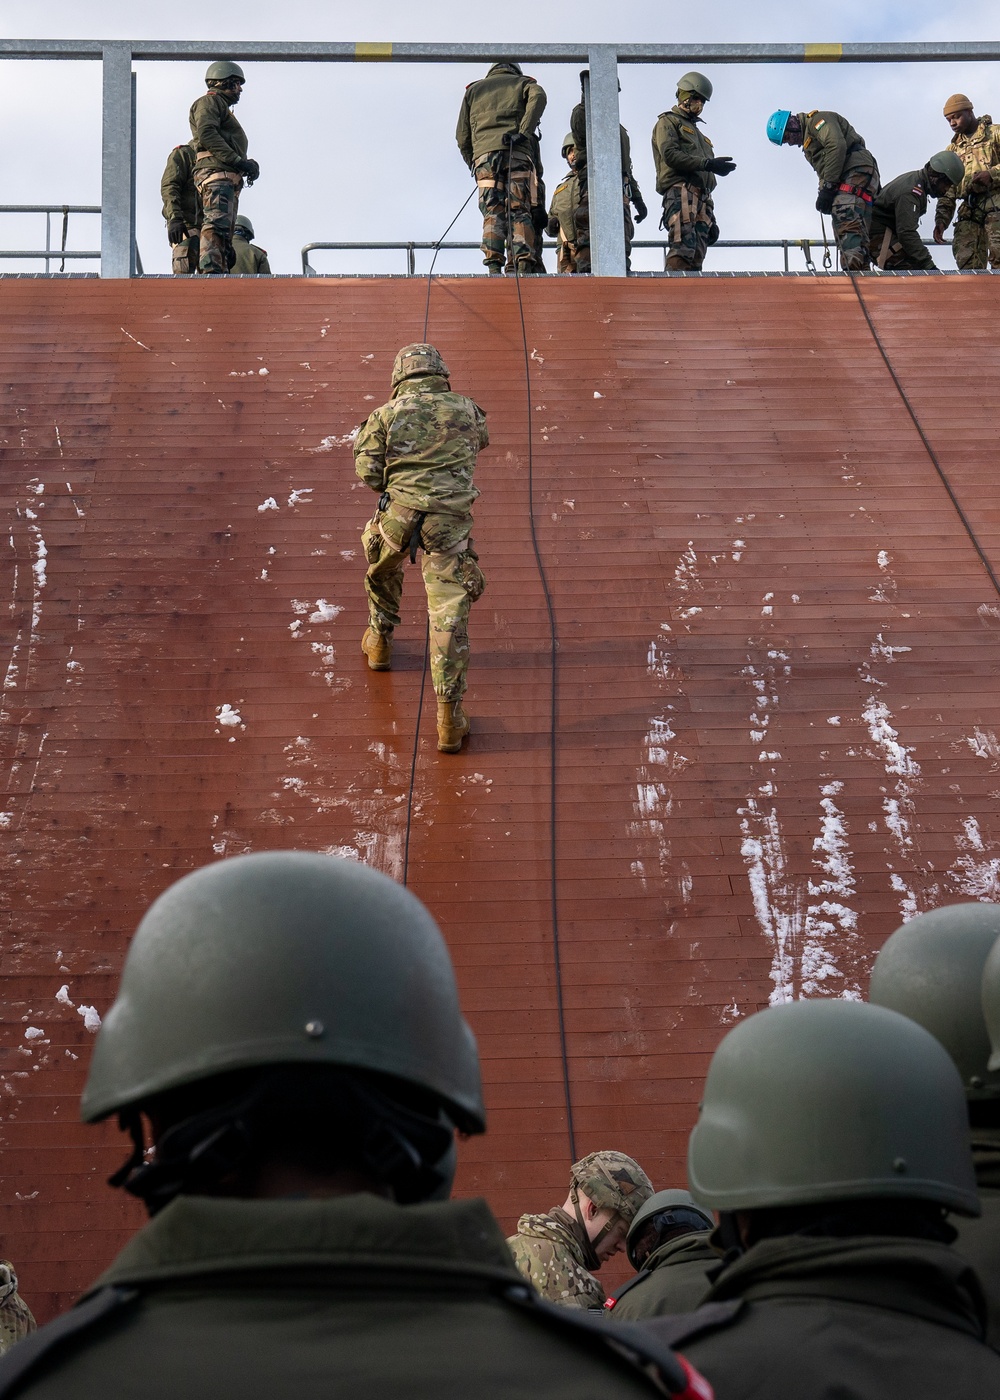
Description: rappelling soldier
xmin=355 ymin=344 xmax=488 ymax=754
xmin=188 ymin=60 xmax=260 ymax=275
xmin=767 ymin=107 xmax=879 ymax=271
xmin=456 ymin=61 xmax=547 ymax=275
xmin=652 ymin=73 xmax=734 ymax=271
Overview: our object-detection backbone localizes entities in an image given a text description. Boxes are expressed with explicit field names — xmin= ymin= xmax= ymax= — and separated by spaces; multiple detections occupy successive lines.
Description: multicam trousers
xmin=475 ymin=151 xmax=537 ymax=271
xmin=831 ymin=188 xmax=873 ymax=271
xmin=362 ymin=502 xmax=486 ymax=700
xmin=170 ymin=228 xmax=200 ymax=275
xmin=192 ymin=168 xmax=243 ymax=275
xmin=952 ymin=202 xmax=1000 ymax=269
xmin=660 ymin=182 xmax=714 ymax=270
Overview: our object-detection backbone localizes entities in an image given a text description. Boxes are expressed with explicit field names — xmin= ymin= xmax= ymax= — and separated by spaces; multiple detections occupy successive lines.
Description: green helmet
xmin=205 ymin=61 xmax=245 ymax=84
xmin=983 ymin=937 xmax=1000 ymax=1071
xmin=926 ymin=150 xmax=964 ymax=186
xmin=561 ymin=133 xmax=576 ymax=158
xmin=677 ymin=71 xmax=713 ymax=101
xmin=570 ymin=1150 xmax=653 ymax=1222
xmin=81 ymin=851 xmax=485 ymax=1135
xmin=234 ymin=215 xmax=255 ymax=239
xmin=688 ymin=1000 xmax=979 ymax=1217
xmin=626 ymin=1188 xmax=714 ymax=1269
xmin=390 ymin=343 xmax=449 ymax=388
xmin=869 ymin=902 xmax=1000 ymax=1099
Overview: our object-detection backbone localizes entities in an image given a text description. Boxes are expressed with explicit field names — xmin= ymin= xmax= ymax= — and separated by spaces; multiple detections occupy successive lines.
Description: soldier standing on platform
xmin=933 ymin=95 xmax=1000 ymax=269
xmin=570 ymin=74 xmax=648 ymax=274
xmin=188 ymin=61 xmax=260 ymax=275
xmin=547 ymin=136 xmax=583 ymax=274
xmin=653 ymin=73 xmax=734 ymax=272
xmin=160 ymin=142 xmax=200 ymax=275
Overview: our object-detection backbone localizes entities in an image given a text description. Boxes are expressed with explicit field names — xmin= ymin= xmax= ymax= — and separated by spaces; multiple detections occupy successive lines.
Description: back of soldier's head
xmin=82 ymin=851 xmax=485 ymax=1213
xmin=626 ymin=1189 xmax=714 ymax=1269
xmin=688 ymin=999 xmax=979 ymax=1235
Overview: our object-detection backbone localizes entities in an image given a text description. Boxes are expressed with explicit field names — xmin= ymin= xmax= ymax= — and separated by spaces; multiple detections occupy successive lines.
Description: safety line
xmin=849 ymin=273 xmax=1000 ymax=601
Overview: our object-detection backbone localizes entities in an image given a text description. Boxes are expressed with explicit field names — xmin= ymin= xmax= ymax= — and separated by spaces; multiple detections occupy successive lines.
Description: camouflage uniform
xmin=354 ymin=372 xmax=488 ymax=701
xmin=548 ymin=166 xmax=582 ymax=274
xmin=795 ymin=110 xmax=880 ymax=271
xmin=651 ymin=107 xmax=717 ymax=270
xmin=231 ymin=230 xmax=271 ymax=274
xmin=570 ymin=104 xmax=644 ymax=274
xmin=188 ymin=91 xmax=249 ymax=275
xmin=0 ymin=1263 xmax=34 ymax=1355
xmin=934 ymin=114 xmax=1000 ymax=269
xmin=456 ymin=63 xmax=547 ymax=273
xmin=160 ymin=143 xmax=201 ymax=276
xmin=869 ymin=170 xmax=936 ymax=270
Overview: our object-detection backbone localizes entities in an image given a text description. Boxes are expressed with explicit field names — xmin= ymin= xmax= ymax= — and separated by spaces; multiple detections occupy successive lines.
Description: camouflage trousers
xmin=660 ymin=183 xmax=714 ymax=270
xmin=574 ymin=173 xmax=635 ymax=273
xmin=362 ymin=504 xmax=486 ymax=700
xmin=831 ymin=189 xmax=873 ymax=271
xmin=170 ymin=228 xmax=200 ymax=275
xmin=952 ymin=203 xmax=1000 ymax=269
xmin=192 ymin=168 xmax=242 ymax=275
xmin=475 ymin=151 xmax=537 ymax=271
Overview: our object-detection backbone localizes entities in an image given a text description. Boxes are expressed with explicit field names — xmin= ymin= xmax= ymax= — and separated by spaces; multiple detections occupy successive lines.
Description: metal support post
xmin=585 ymin=46 xmax=627 ymax=277
xmin=101 ymin=42 xmax=135 ymax=278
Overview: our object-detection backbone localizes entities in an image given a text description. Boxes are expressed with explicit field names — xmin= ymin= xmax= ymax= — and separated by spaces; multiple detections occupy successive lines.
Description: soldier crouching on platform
xmin=869 ymin=152 xmax=964 ymax=270
xmin=188 ymin=61 xmax=260 ymax=275
xmin=768 ymin=107 xmax=879 ymax=270
xmin=160 ymin=142 xmax=201 ymax=275
xmin=355 ymin=344 xmax=488 ymax=754
xmin=652 ymin=73 xmax=735 ymax=272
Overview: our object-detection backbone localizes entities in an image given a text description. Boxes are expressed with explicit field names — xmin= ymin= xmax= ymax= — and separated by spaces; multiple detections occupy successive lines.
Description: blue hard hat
xmin=767 ymin=110 xmax=791 ymax=144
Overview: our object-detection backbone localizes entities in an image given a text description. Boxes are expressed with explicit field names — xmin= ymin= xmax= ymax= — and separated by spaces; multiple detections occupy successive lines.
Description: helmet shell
xmin=625 ymin=1188 xmax=714 ymax=1268
xmin=869 ymin=902 xmax=1000 ymax=1099
xmin=676 ymin=71 xmax=713 ymax=101
xmin=688 ymin=1000 xmax=979 ymax=1217
xmin=234 ymin=214 xmax=255 ymax=238
xmin=81 ymin=852 xmax=486 ymax=1135
xmin=570 ymin=1150 xmax=653 ymax=1222
xmin=205 ymin=61 xmax=246 ymax=84
xmin=767 ymin=110 xmax=792 ymax=145
xmin=926 ymin=150 xmax=965 ymax=186
xmin=391 ymin=343 xmax=449 ymax=388
xmin=983 ymin=937 xmax=1000 ymax=1071
xmin=561 ymin=133 xmax=576 ymax=158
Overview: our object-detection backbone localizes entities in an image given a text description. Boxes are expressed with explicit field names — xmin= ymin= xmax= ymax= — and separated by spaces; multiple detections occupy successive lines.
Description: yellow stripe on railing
xmin=804 ymin=43 xmax=843 ymax=61
xmin=355 ymin=42 xmax=393 ymax=60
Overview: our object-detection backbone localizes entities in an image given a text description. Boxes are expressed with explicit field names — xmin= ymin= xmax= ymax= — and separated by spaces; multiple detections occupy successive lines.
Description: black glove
xmin=704 ymin=156 xmax=736 ymax=176
xmin=633 ymin=196 xmax=648 ymax=223
xmin=815 ymin=182 xmax=836 ymax=214
xmin=546 ymin=216 xmax=560 ymax=238
xmin=503 ymin=130 xmax=525 ymax=146
xmin=707 ymin=221 xmax=720 ymax=246
xmin=238 ymin=157 xmax=261 ymax=185
xmin=167 ymin=218 xmax=188 ymax=246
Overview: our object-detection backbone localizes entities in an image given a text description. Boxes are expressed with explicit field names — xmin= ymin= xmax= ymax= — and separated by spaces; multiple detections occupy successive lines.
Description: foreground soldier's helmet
xmin=391 ymin=343 xmax=450 ymax=388
xmin=767 ymin=110 xmax=792 ymax=144
xmin=234 ymin=214 xmax=255 ymax=238
xmin=688 ymin=1000 xmax=979 ymax=1216
xmin=570 ymin=1151 xmax=654 ymax=1221
xmin=82 ymin=851 xmax=486 ymax=1133
xmin=205 ymin=61 xmax=246 ymax=84
xmin=926 ymin=150 xmax=965 ymax=186
xmin=676 ymin=71 xmax=713 ymax=101
xmin=626 ymin=1189 xmax=714 ymax=1269
xmin=869 ymin=902 xmax=1000 ymax=1100
xmin=983 ymin=937 xmax=1000 ymax=1071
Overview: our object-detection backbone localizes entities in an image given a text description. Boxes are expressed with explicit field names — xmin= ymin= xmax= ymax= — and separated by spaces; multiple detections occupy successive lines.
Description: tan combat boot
xmin=361 ymin=627 xmax=392 ymax=671
xmin=436 ymin=698 xmax=470 ymax=753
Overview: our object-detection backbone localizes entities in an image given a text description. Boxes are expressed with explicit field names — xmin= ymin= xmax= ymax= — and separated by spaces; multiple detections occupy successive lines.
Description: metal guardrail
xmin=0 ymin=205 xmax=101 ymax=271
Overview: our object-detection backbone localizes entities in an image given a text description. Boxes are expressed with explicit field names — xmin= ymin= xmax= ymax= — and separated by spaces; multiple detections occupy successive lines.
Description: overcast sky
xmin=1 ymin=1 xmax=997 ymax=275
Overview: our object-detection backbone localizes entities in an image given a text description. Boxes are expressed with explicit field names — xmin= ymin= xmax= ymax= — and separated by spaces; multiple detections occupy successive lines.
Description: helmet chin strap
xmin=570 ymin=1186 xmax=610 ymax=1271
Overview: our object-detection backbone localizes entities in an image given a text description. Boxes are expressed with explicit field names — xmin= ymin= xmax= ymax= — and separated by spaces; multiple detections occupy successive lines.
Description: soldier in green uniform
xmin=870 ymin=902 xmax=1000 ymax=1347
xmin=869 ymin=152 xmax=964 ymax=269
xmin=160 ymin=142 xmax=200 ymax=275
xmin=605 ymin=1190 xmax=716 ymax=1319
xmin=354 ymin=344 xmax=488 ymax=754
xmin=648 ymin=999 xmax=1000 ymax=1397
xmin=456 ymin=61 xmax=547 ymax=275
xmin=547 ymin=136 xmax=583 ymax=274
xmin=0 ymin=853 xmax=707 ymax=1400
xmin=0 ymin=1266 xmax=33 ymax=1356
xmin=231 ymin=215 xmax=271 ymax=274
xmin=507 ymin=1151 xmax=654 ymax=1309
xmin=933 ymin=94 xmax=1000 ymax=269
xmin=569 ymin=74 xmax=648 ymax=274
xmin=767 ymin=107 xmax=879 ymax=270
xmin=653 ymin=73 xmax=735 ymax=272
xmin=188 ymin=61 xmax=260 ymax=275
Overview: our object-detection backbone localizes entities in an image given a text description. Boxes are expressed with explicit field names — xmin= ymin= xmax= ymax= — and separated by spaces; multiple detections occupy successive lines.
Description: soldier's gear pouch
xmin=361 ymin=517 xmax=383 ymax=564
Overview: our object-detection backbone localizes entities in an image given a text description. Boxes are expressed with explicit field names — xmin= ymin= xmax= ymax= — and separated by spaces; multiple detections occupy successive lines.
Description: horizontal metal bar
xmin=0 ymin=250 xmax=100 ymax=259
xmin=0 ymin=205 xmax=100 ymax=214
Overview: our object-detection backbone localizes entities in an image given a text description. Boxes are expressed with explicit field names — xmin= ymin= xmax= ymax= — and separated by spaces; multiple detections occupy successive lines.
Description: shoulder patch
xmin=813 ymin=118 xmax=826 ymax=130
xmin=642 ymin=1299 xmax=745 ymax=1350
xmin=912 ymin=186 xmax=924 ymax=197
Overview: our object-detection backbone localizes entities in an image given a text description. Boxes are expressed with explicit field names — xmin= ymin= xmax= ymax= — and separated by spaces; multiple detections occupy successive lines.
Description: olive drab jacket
xmin=354 ymin=375 xmax=488 ymax=518
xmin=159 ymin=144 xmax=200 ymax=227
xmin=869 ymin=170 xmax=936 ymax=269
xmin=796 ymin=110 xmax=879 ymax=191
xmin=549 ymin=171 xmax=582 ymax=242
xmin=188 ymin=91 xmax=249 ymax=175
xmin=651 ymin=109 xmax=716 ymax=197
xmin=0 ymin=1195 xmax=694 ymax=1399
xmin=935 ymin=114 xmax=1000 ymax=229
xmin=569 ymin=105 xmax=644 ymax=206
xmin=607 ymin=1232 xmax=716 ymax=1321
xmin=507 ymin=1208 xmax=606 ymax=1310
xmin=231 ymin=234 xmax=271 ymax=274
xmin=954 ymin=1130 xmax=1000 ymax=1350
xmin=645 ymin=1233 xmax=1000 ymax=1398
xmin=456 ymin=64 xmax=547 ymax=170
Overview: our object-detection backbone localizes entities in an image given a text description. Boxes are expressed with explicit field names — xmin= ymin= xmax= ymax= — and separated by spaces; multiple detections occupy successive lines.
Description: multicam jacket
xmin=188 ymin=92 xmax=248 ymax=175
xmin=354 ymin=375 xmax=488 ymax=518
xmin=456 ymin=63 xmax=547 ymax=169
xmin=795 ymin=110 xmax=878 ymax=190
xmin=935 ymin=114 xmax=1000 ymax=228
xmin=507 ymin=1208 xmax=606 ymax=1310
xmin=651 ymin=109 xmax=716 ymax=197
xmin=0 ymin=1262 xmax=34 ymax=1355
xmin=159 ymin=144 xmax=200 ymax=226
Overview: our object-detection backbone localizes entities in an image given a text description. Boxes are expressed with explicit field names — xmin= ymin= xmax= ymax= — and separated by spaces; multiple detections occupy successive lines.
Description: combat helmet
xmin=676 ymin=72 xmax=713 ymax=102
xmin=570 ymin=1150 xmax=654 ymax=1223
xmin=926 ymin=151 xmax=965 ymax=187
xmin=234 ymin=215 xmax=255 ymax=239
xmin=983 ymin=937 xmax=1000 ymax=1071
xmin=767 ymin=110 xmax=792 ymax=144
xmin=688 ymin=1000 xmax=979 ymax=1217
xmin=205 ymin=61 xmax=246 ymax=85
xmin=390 ymin=343 xmax=450 ymax=388
xmin=83 ymin=852 xmax=485 ymax=1207
xmin=561 ymin=133 xmax=576 ymax=158
xmin=869 ymin=902 xmax=1000 ymax=1099
xmin=626 ymin=1188 xmax=714 ymax=1270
